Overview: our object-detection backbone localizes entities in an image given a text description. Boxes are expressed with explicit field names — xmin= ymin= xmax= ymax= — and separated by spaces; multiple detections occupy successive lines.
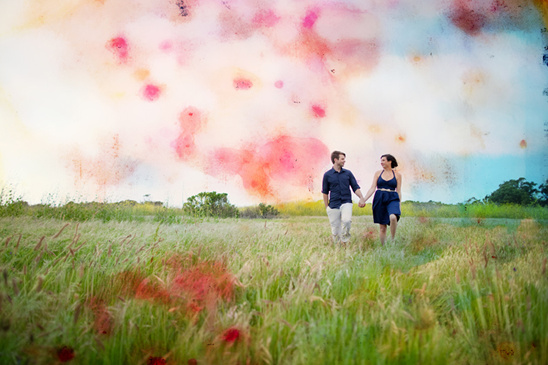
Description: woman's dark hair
xmin=381 ymin=154 xmax=398 ymax=168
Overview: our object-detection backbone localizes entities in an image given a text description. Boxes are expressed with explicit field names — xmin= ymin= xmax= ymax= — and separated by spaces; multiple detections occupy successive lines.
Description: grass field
xmin=0 ymin=213 xmax=547 ymax=364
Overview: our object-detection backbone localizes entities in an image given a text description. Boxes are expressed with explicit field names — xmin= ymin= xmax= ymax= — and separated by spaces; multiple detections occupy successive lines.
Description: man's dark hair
xmin=331 ymin=151 xmax=346 ymax=164
xmin=381 ymin=154 xmax=398 ymax=168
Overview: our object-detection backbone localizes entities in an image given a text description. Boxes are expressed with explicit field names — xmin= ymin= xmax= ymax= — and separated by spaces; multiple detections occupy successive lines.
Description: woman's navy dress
xmin=372 ymin=171 xmax=401 ymax=225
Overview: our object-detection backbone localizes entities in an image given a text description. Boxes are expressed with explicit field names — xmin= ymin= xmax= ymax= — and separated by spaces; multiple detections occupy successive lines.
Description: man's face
xmin=335 ymin=154 xmax=346 ymax=167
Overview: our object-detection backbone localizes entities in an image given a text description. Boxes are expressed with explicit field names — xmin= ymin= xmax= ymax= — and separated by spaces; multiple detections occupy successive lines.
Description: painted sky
xmin=0 ymin=0 xmax=547 ymax=206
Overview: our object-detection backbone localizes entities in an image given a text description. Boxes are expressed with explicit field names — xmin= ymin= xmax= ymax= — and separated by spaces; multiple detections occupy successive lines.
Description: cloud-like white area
xmin=0 ymin=0 xmax=546 ymax=205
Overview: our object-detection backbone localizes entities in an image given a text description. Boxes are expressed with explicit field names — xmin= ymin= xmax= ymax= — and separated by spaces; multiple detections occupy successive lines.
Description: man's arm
xmin=323 ymin=193 xmax=329 ymax=208
xmin=349 ymin=172 xmax=365 ymax=206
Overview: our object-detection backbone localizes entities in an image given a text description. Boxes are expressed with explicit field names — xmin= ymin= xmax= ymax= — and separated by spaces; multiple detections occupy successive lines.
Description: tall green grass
xmin=276 ymin=200 xmax=548 ymax=220
xmin=0 ymin=215 xmax=546 ymax=364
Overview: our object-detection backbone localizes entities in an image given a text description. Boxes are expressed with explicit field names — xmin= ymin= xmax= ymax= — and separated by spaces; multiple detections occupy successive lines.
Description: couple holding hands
xmin=322 ymin=151 xmax=402 ymax=246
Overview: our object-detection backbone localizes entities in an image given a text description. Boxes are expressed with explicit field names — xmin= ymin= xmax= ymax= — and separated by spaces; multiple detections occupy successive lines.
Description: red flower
xmin=147 ymin=356 xmax=167 ymax=365
xmin=223 ymin=328 xmax=241 ymax=342
xmin=57 ymin=346 xmax=75 ymax=362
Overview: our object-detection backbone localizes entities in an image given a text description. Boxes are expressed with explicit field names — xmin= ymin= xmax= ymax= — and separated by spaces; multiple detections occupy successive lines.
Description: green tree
xmin=258 ymin=203 xmax=279 ymax=218
xmin=484 ymin=178 xmax=539 ymax=205
xmin=538 ymin=179 xmax=548 ymax=207
xmin=183 ymin=192 xmax=239 ymax=218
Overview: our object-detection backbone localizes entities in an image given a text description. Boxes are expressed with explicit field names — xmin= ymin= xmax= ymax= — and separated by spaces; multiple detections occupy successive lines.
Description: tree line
xmin=481 ymin=178 xmax=548 ymax=206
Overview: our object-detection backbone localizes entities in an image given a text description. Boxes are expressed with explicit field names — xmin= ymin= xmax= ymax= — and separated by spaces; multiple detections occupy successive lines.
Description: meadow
xmin=0 ymin=206 xmax=547 ymax=364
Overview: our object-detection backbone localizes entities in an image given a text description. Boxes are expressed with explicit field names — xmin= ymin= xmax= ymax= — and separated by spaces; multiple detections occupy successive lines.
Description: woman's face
xmin=380 ymin=156 xmax=390 ymax=169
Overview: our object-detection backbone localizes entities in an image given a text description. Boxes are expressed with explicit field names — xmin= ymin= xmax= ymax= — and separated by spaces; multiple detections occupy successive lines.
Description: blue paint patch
xmin=543 ymin=54 xmax=548 ymax=67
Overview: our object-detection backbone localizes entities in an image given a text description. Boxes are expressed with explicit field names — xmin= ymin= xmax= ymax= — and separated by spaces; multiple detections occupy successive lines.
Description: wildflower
xmin=223 ymin=328 xmax=241 ymax=342
xmin=188 ymin=359 xmax=198 ymax=365
xmin=496 ymin=342 xmax=515 ymax=360
xmin=147 ymin=356 xmax=167 ymax=365
xmin=57 ymin=346 xmax=75 ymax=362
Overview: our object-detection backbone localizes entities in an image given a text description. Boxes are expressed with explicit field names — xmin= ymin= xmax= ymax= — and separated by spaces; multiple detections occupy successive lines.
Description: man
xmin=322 ymin=151 xmax=365 ymax=244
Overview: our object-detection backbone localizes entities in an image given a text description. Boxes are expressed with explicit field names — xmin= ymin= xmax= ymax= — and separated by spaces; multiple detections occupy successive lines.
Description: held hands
xmin=358 ymin=197 xmax=366 ymax=208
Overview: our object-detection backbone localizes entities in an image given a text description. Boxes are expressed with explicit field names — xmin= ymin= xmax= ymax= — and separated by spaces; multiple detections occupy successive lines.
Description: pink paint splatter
xmin=173 ymin=107 xmax=204 ymax=160
xmin=252 ymin=9 xmax=281 ymax=28
xmin=207 ymin=135 xmax=329 ymax=198
xmin=106 ymin=37 xmax=129 ymax=63
xmin=302 ymin=9 xmax=319 ymax=29
xmin=159 ymin=40 xmax=173 ymax=52
xmin=311 ymin=104 xmax=326 ymax=118
xmin=274 ymin=80 xmax=284 ymax=88
xmin=142 ymin=84 xmax=161 ymax=101
xmin=233 ymin=78 xmax=253 ymax=90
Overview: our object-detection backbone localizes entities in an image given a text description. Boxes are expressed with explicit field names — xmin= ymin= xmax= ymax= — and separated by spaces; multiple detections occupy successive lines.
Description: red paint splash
xmin=252 ymin=9 xmax=280 ymax=28
xmin=233 ymin=78 xmax=253 ymax=90
xmin=57 ymin=346 xmax=75 ymax=362
xmin=302 ymin=9 xmax=319 ymax=29
xmin=115 ymin=258 xmax=235 ymax=315
xmin=143 ymin=84 xmax=162 ymax=101
xmin=311 ymin=104 xmax=326 ymax=118
xmin=106 ymin=37 xmax=129 ymax=63
xmin=449 ymin=1 xmax=487 ymax=35
xmin=135 ymin=278 xmax=171 ymax=303
xmin=222 ymin=328 xmax=241 ymax=342
xmin=147 ymin=357 xmax=167 ymax=365
xmin=87 ymin=297 xmax=113 ymax=335
xmin=173 ymin=107 xmax=205 ymax=160
xmin=207 ymin=135 xmax=329 ymax=198
xmin=520 ymin=139 xmax=527 ymax=148
xmin=172 ymin=261 xmax=235 ymax=312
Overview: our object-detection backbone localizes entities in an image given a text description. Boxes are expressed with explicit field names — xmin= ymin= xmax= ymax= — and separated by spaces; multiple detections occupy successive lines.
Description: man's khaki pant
xmin=326 ymin=203 xmax=353 ymax=243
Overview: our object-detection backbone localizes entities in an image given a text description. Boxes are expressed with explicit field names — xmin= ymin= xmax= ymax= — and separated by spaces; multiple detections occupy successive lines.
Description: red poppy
xmin=57 ymin=346 xmax=75 ymax=362
xmin=222 ymin=328 xmax=240 ymax=342
xmin=147 ymin=356 xmax=167 ymax=365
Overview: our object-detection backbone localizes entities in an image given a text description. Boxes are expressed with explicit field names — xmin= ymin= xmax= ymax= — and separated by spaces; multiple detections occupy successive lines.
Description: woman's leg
xmin=379 ymin=224 xmax=387 ymax=245
xmin=389 ymin=214 xmax=398 ymax=240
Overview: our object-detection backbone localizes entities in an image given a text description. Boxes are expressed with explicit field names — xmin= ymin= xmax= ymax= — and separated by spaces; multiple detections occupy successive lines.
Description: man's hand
xmin=358 ymin=197 xmax=366 ymax=208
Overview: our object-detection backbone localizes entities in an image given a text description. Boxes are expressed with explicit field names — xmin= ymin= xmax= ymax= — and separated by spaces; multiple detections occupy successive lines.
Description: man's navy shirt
xmin=322 ymin=168 xmax=360 ymax=209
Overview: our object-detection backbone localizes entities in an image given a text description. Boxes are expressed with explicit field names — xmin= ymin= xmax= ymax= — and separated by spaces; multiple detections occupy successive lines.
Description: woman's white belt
xmin=377 ymin=188 xmax=395 ymax=192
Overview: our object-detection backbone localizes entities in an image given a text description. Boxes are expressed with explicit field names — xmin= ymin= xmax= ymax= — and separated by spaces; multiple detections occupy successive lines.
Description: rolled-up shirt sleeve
xmin=322 ymin=172 xmax=330 ymax=195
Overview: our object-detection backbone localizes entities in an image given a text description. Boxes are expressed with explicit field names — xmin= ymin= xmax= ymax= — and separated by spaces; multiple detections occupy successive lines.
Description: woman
xmin=360 ymin=154 xmax=402 ymax=245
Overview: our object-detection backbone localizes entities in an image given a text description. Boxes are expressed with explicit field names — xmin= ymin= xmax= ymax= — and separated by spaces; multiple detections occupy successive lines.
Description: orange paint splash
xmin=519 ymin=139 xmax=527 ymax=148
xmin=207 ymin=135 xmax=329 ymax=198
xmin=70 ymin=134 xmax=137 ymax=193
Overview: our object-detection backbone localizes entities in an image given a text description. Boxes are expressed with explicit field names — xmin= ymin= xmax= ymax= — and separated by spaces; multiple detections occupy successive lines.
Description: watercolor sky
xmin=0 ymin=0 xmax=547 ymax=206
